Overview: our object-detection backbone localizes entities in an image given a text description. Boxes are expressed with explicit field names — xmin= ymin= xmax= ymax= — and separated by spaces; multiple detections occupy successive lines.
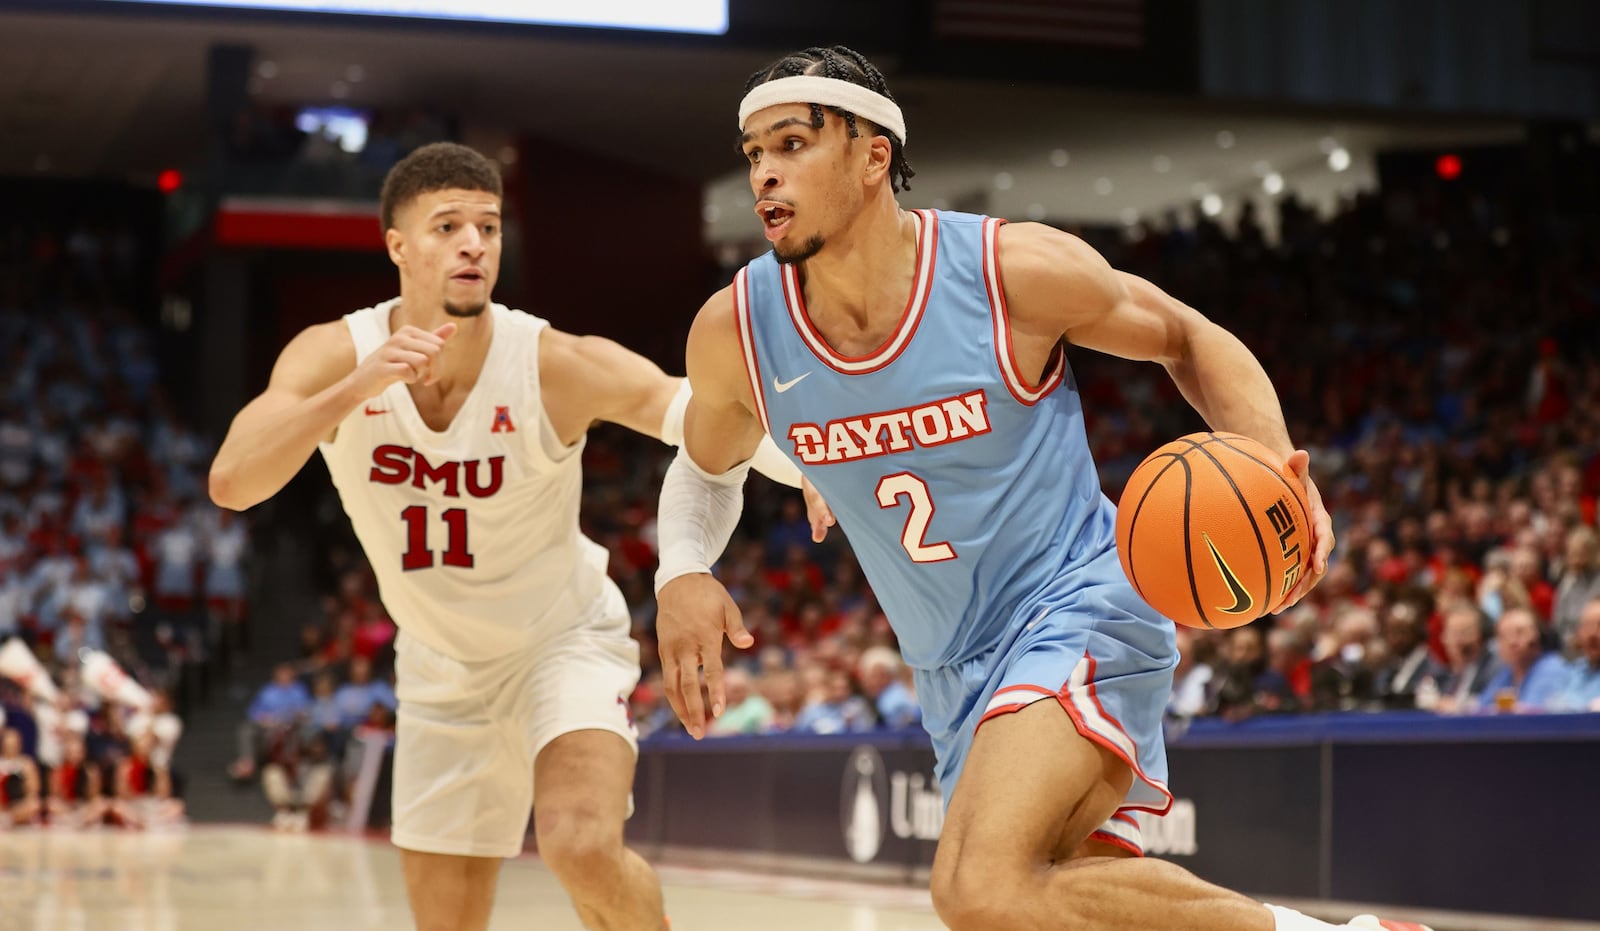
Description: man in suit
xmin=1429 ymin=604 xmax=1496 ymax=713
xmin=1374 ymin=602 xmax=1434 ymax=706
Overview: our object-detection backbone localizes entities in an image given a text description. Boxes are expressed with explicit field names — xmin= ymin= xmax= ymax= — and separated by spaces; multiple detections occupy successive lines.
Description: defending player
xmin=210 ymin=142 xmax=800 ymax=931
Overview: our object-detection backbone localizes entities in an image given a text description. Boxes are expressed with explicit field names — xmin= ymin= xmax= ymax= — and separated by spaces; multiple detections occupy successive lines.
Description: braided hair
xmin=744 ymin=46 xmax=915 ymax=192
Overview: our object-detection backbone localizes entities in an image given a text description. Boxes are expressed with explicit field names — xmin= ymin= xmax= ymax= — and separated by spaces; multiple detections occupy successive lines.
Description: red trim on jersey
xmin=782 ymin=209 xmax=938 ymax=375
xmin=984 ymin=217 xmax=1066 ymax=406
xmin=1066 ymin=654 xmax=1174 ymax=815
xmin=731 ymin=268 xmax=771 ymax=435
xmin=1089 ymin=829 xmax=1145 ymax=858
xmin=974 ymin=653 xmax=1174 ymax=816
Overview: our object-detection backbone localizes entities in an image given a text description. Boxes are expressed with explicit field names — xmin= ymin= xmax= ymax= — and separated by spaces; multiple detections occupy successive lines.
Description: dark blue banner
xmin=630 ymin=713 xmax=1600 ymax=922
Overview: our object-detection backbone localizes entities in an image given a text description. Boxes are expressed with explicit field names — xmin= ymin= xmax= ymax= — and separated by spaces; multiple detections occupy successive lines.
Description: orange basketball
xmin=1115 ymin=432 xmax=1312 ymax=630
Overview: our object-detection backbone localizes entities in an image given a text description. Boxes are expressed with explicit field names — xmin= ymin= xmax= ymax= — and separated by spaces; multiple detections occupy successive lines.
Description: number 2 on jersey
xmin=400 ymin=506 xmax=474 ymax=571
xmin=875 ymin=472 xmax=955 ymax=563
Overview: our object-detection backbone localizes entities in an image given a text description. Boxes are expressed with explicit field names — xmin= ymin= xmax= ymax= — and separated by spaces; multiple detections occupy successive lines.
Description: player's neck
xmin=796 ymin=202 xmax=916 ymax=328
xmin=390 ymin=295 xmax=493 ymax=386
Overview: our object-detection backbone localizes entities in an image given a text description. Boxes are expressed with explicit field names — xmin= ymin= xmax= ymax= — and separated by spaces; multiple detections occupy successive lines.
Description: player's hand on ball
xmin=1276 ymin=449 xmax=1333 ymax=611
xmin=350 ymin=322 xmax=457 ymax=398
xmin=802 ymin=477 xmax=835 ymax=543
xmin=656 ymin=573 xmax=754 ymax=739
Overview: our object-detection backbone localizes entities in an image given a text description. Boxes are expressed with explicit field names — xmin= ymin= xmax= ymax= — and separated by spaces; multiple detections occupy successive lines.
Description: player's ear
xmin=862 ymin=134 xmax=892 ymax=187
xmin=384 ymin=227 xmax=405 ymax=268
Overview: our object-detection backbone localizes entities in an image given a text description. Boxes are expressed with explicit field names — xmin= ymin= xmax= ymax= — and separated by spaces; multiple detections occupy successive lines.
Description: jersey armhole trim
xmin=732 ymin=267 xmax=772 ymax=436
xmin=984 ymin=217 xmax=1065 ymax=406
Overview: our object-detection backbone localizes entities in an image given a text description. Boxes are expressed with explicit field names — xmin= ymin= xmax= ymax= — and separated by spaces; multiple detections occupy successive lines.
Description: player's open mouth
xmin=451 ymin=269 xmax=484 ymax=284
xmin=757 ymin=203 xmax=794 ymax=241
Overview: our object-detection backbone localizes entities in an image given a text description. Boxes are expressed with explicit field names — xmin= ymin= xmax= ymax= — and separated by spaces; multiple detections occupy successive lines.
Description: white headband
xmin=738 ymin=76 xmax=907 ymax=145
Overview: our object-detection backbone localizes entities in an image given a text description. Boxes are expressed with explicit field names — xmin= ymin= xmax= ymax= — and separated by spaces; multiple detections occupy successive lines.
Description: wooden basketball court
xmin=0 ymin=825 xmax=943 ymax=930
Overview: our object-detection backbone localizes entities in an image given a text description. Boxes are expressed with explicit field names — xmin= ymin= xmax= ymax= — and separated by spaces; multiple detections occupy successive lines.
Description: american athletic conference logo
xmin=840 ymin=746 xmax=890 ymax=863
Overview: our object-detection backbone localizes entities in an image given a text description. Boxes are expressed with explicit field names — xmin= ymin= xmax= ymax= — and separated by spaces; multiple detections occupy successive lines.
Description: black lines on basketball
xmin=1210 ymin=434 xmax=1312 ymax=539
xmin=1179 ymin=437 xmax=1272 ymax=626
xmin=1116 ymin=431 xmax=1305 ymax=630
xmin=1177 ymin=454 xmax=1214 ymax=631
xmin=1124 ymin=452 xmax=1186 ymax=609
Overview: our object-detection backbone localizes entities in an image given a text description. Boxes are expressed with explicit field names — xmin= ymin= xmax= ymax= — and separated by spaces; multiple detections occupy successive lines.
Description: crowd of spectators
xmin=229 ymin=565 xmax=397 ymax=829
xmin=263 ymin=171 xmax=1599 ymax=757
xmin=0 ymin=206 xmax=226 ymax=828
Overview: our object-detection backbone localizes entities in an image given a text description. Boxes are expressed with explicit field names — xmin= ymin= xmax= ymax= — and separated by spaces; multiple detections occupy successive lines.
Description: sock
xmin=1267 ymin=905 xmax=1347 ymax=930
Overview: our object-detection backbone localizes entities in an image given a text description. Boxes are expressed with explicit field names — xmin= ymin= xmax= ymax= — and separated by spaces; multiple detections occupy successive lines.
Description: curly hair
xmin=744 ymin=45 xmax=915 ymax=192
xmin=378 ymin=142 xmax=502 ymax=232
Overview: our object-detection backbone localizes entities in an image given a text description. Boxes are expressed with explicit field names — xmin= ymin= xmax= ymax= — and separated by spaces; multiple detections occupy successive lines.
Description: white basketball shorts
xmin=389 ymin=580 xmax=640 ymax=859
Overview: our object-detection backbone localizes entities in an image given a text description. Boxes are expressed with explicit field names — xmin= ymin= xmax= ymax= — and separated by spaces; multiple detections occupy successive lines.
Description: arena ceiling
xmin=0 ymin=8 xmax=1524 ymax=238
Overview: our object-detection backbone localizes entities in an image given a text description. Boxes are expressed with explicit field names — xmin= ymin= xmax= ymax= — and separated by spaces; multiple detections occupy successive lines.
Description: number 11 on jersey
xmin=876 ymin=472 xmax=956 ymax=563
xmin=400 ymin=506 xmax=475 ymax=571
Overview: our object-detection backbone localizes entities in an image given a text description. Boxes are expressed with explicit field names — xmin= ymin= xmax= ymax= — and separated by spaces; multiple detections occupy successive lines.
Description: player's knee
xmin=536 ymin=809 xmax=623 ymax=894
xmin=931 ymin=875 xmax=1018 ymax=931
xmin=930 ymin=857 xmax=1022 ymax=930
xmin=932 ymin=851 xmax=1110 ymax=929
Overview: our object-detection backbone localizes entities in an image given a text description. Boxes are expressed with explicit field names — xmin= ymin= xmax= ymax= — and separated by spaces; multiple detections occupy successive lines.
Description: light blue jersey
xmin=735 ymin=210 xmax=1177 ymax=835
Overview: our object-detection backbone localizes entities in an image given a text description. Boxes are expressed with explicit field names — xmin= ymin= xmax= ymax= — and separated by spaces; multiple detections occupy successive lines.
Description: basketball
xmin=1115 ymin=432 xmax=1312 ymax=630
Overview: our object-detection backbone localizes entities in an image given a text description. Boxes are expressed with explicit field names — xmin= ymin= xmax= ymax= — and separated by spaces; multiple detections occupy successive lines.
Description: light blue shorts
xmin=913 ymin=546 xmax=1178 ymax=854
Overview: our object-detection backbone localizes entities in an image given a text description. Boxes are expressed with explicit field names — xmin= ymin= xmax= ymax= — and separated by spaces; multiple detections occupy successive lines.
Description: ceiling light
xmin=1201 ymin=193 xmax=1223 ymax=217
xmin=1262 ymin=172 xmax=1284 ymax=195
xmin=1328 ymin=147 xmax=1351 ymax=172
xmin=1049 ymin=149 xmax=1070 ymax=168
xmin=1094 ymin=177 xmax=1114 ymax=196
xmin=1120 ymin=208 xmax=1139 ymax=226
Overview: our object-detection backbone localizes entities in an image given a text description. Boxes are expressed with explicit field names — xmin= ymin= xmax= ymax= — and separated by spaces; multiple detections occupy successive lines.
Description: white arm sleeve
xmin=659 ymin=377 xmax=802 ymax=488
xmin=653 ymin=448 xmax=750 ymax=594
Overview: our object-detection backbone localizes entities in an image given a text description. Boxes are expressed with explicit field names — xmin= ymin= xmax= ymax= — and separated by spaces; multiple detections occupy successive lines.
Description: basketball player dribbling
xmin=654 ymin=47 xmax=1431 ymax=931
xmin=209 ymin=143 xmax=801 ymax=931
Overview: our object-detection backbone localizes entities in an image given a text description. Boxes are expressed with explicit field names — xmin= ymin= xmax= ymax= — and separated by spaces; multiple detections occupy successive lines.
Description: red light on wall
xmin=157 ymin=169 xmax=183 ymax=194
xmin=1435 ymin=154 xmax=1461 ymax=181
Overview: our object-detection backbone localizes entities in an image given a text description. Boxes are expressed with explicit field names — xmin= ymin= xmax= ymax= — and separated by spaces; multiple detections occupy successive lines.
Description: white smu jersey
xmin=318 ymin=299 xmax=610 ymax=662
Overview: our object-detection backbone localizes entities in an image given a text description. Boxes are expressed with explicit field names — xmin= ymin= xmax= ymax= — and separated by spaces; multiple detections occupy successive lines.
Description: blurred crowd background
xmin=0 ymin=0 xmax=1595 ymax=832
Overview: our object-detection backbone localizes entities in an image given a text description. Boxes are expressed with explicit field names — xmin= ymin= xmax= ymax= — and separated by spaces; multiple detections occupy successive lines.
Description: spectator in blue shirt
xmin=858 ymin=646 xmax=921 ymax=729
xmin=332 ymin=655 xmax=397 ymax=729
xmin=231 ymin=663 xmax=310 ymax=780
xmin=794 ymin=668 xmax=874 ymax=735
xmin=305 ymin=675 xmax=347 ymax=742
xmin=1479 ymin=608 xmax=1571 ymax=713
xmin=1552 ymin=598 xmax=1600 ymax=713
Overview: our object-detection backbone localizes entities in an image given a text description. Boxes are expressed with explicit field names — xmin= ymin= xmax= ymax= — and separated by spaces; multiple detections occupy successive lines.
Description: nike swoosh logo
xmin=1203 ymin=532 xmax=1255 ymax=616
xmin=364 ymin=406 xmax=388 ymax=416
xmin=773 ymin=371 xmax=812 ymax=393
